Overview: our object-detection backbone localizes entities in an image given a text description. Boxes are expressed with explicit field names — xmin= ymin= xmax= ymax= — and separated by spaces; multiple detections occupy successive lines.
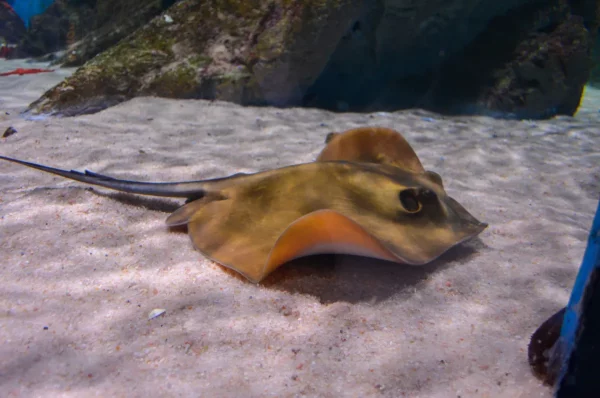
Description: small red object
xmin=0 ymin=46 xmax=12 ymax=58
xmin=0 ymin=68 xmax=54 ymax=77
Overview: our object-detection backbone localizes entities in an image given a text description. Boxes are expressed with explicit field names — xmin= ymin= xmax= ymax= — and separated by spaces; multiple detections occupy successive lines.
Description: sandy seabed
xmin=0 ymin=59 xmax=598 ymax=398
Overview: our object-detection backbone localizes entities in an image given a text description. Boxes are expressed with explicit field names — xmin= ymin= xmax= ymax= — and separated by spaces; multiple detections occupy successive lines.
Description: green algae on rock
xmin=28 ymin=0 xmax=362 ymax=116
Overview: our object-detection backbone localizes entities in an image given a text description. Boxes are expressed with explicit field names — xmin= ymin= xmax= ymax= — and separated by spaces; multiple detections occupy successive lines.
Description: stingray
xmin=0 ymin=128 xmax=486 ymax=283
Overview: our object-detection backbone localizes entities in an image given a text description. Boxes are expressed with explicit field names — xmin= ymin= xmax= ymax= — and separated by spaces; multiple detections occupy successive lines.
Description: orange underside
xmin=263 ymin=210 xmax=400 ymax=278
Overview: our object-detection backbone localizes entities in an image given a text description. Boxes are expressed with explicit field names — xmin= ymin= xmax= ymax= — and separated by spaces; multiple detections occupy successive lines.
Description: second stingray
xmin=0 ymin=127 xmax=487 ymax=283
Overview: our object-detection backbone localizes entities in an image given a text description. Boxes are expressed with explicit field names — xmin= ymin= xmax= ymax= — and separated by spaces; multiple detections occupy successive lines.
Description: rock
xmin=15 ymin=1 xmax=94 ymax=58
xmin=2 ymin=126 xmax=17 ymax=138
xmin=0 ymin=1 xmax=26 ymax=44
xmin=305 ymin=0 xmax=539 ymax=110
xmin=307 ymin=0 xmax=597 ymax=118
xmin=424 ymin=0 xmax=595 ymax=118
xmin=26 ymin=0 xmax=598 ymax=119
xmin=479 ymin=15 xmax=592 ymax=118
xmin=28 ymin=0 xmax=363 ymax=116
xmin=12 ymin=0 xmax=172 ymax=63
xmin=56 ymin=0 xmax=178 ymax=67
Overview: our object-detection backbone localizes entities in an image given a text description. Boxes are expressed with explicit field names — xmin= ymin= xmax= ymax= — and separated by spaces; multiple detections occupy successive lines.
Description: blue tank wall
xmin=10 ymin=0 xmax=55 ymax=28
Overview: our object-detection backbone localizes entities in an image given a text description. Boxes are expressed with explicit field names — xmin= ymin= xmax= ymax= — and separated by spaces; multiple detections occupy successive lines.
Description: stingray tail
xmin=0 ymin=155 xmax=211 ymax=199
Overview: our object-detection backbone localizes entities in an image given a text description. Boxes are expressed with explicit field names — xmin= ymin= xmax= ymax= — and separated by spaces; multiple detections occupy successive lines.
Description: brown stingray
xmin=317 ymin=126 xmax=425 ymax=173
xmin=0 ymin=140 xmax=486 ymax=283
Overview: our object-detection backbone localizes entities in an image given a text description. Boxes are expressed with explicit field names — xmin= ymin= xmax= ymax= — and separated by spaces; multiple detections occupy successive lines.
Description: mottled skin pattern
xmin=0 ymin=127 xmax=487 ymax=283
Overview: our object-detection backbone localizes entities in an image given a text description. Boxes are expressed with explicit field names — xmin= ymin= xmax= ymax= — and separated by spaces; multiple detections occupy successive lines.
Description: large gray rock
xmin=29 ymin=0 xmax=363 ymax=115
xmin=27 ymin=0 xmax=598 ymax=119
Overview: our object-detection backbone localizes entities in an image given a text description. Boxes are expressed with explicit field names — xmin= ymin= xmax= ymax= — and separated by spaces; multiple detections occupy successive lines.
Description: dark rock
xmin=32 ymin=50 xmax=66 ymax=63
xmin=483 ymin=15 xmax=591 ymax=118
xmin=12 ymin=0 xmax=172 ymax=64
xmin=2 ymin=126 xmax=17 ymax=138
xmin=427 ymin=0 xmax=595 ymax=119
xmin=305 ymin=0 xmax=537 ymax=111
xmin=15 ymin=1 xmax=94 ymax=58
xmin=0 ymin=1 xmax=26 ymax=44
xmin=26 ymin=0 xmax=598 ymax=119
xmin=307 ymin=0 xmax=597 ymax=118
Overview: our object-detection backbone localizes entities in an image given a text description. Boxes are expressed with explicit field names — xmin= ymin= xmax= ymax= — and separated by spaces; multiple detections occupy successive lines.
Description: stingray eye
xmin=399 ymin=189 xmax=422 ymax=213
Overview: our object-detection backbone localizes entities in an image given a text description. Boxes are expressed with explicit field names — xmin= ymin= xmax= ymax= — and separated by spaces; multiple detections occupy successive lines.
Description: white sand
xmin=0 ymin=61 xmax=598 ymax=397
